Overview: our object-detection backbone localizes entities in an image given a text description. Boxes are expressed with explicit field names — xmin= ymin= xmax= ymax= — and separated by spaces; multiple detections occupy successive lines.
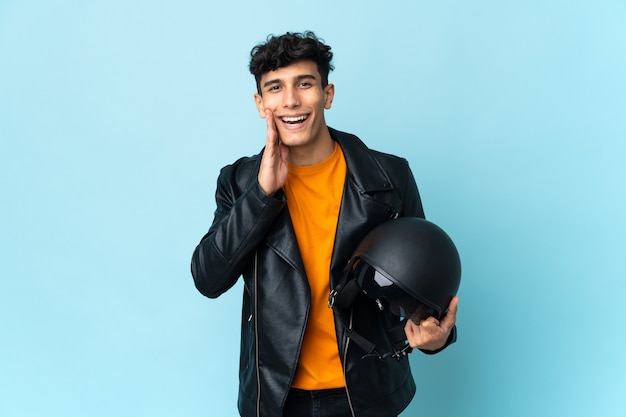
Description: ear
xmin=324 ymin=83 xmax=335 ymax=110
xmin=254 ymin=93 xmax=266 ymax=118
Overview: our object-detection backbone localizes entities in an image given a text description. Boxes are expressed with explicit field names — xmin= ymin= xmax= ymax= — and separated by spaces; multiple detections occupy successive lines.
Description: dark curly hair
xmin=249 ymin=31 xmax=334 ymax=94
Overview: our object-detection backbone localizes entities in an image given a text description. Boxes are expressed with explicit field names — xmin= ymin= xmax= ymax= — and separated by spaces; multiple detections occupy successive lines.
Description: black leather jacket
xmin=192 ymin=128 xmax=439 ymax=417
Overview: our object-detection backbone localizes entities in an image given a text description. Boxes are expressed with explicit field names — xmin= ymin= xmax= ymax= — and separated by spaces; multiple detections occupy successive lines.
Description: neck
xmin=288 ymin=129 xmax=335 ymax=166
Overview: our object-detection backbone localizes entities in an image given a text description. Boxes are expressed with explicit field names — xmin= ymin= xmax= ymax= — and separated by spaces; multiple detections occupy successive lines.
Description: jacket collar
xmin=264 ymin=127 xmax=396 ymax=277
xmin=329 ymin=127 xmax=395 ymax=193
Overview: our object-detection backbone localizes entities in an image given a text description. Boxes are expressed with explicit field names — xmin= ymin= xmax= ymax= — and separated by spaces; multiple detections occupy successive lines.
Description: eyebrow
xmin=262 ymin=74 xmax=318 ymax=88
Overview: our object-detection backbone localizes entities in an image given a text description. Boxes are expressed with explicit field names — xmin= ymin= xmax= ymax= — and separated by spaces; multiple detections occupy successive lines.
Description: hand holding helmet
xmin=340 ymin=217 xmax=461 ymax=353
xmin=404 ymin=295 xmax=458 ymax=351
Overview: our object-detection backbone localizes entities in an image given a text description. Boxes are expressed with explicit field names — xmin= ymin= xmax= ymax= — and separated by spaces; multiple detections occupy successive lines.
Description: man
xmin=191 ymin=31 xmax=458 ymax=417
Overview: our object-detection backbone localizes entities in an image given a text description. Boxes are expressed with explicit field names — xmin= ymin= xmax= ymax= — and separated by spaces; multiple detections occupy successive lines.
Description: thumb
xmin=440 ymin=296 xmax=459 ymax=330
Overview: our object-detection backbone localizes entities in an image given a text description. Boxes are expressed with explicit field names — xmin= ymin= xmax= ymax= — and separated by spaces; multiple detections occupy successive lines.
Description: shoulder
xmin=368 ymin=148 xmax=410 ymax=167
xmin=330 ymin=127 xmax=411 ymax=172
xmin=219 ymin=153 xmax=261 ymax=176
xmin=216 ymin=152 xmax=262 ymax=192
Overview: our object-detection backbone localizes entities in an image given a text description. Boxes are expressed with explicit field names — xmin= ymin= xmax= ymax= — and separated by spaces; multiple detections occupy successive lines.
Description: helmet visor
xmin=355 ymin=261 xmax=435 ymax=319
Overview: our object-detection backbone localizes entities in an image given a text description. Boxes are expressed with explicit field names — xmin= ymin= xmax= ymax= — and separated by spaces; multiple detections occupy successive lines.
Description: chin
xmin=278 ymin=132 xmax=311 ymax=147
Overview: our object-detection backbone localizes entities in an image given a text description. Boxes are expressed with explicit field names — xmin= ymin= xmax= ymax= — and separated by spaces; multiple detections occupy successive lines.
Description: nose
xmin=282 ymin=86 xmax=300 ymax=108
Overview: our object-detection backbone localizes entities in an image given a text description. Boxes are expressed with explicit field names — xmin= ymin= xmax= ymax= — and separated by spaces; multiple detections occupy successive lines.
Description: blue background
xmin=1 ymin=1 xmax=625 ymax=416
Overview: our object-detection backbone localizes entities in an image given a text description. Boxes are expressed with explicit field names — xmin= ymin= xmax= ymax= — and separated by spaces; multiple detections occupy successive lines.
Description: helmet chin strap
xmin=347 ymin=318 xmax=413 ymax=361
xmin=330 ymin=258 xmax=414 ymax=361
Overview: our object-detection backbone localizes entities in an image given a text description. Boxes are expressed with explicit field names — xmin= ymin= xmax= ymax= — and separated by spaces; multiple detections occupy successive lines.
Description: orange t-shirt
xmin=284 ymin=143 xmax=347 ymax=390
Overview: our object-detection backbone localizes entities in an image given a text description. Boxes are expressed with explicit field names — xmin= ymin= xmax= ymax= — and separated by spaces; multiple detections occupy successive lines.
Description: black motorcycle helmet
xmin=349 ymin=217 xmax=461 ymax=321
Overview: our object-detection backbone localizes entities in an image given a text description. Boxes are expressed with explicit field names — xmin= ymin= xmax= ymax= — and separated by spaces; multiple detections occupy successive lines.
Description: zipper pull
xmin=386 ymin=208 xmax=399 ymax=219
xmin=328 ymin=289 xmax=338 ymax=308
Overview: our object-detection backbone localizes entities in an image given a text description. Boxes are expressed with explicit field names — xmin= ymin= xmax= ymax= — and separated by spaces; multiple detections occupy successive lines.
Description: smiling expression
xmin=254 ymin=60 xmax=335 ymax=164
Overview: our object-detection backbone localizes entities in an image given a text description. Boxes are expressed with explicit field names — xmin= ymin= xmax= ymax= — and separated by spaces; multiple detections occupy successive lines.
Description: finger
xmin=265 ymin=109 xmax=277 ymax=146
xmin=440 ymin=296 xmax=459 ymax=330
xmin=427 ymin=317 xmax=440 ymax=327
xmin=418 ymin=316 xmax=440 ymax=329
xmin=404 ymin=318 xmax=418 ymax=339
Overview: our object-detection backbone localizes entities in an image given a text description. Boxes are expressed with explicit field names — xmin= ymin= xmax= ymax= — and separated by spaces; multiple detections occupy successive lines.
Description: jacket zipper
xmin=254 ymin=252 xmax=261 ymax=417
xmin=342 ymin=309 xmax=357 ymax=417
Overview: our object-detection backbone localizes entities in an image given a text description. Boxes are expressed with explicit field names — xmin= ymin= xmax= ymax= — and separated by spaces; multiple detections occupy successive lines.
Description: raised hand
xmin=257 ymin=109 xmax=290 ymax=195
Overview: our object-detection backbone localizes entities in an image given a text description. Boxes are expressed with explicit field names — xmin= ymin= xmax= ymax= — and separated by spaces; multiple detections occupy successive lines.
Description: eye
xmin=298 ymin=82 xmax=312 ymax=88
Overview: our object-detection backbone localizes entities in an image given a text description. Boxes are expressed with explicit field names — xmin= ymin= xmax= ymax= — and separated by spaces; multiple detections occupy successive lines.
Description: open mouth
xmin=279 ymin=115 xmax=309 ymax=125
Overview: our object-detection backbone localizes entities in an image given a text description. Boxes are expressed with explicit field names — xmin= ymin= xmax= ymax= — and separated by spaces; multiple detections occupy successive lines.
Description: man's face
xmin=254 ymin=60 xmax=334 ymax=150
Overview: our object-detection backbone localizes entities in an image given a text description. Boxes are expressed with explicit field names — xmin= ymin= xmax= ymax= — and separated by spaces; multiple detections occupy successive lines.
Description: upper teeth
xmin=281 ymin=115 xmax=307 ymax=122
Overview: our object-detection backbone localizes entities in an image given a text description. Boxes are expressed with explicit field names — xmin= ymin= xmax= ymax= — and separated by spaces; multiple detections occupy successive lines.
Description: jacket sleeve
xmin=400 ymin=161 xmax=425 ymax=219
xmin=191 ymin=162 xmax=286 ymax=298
